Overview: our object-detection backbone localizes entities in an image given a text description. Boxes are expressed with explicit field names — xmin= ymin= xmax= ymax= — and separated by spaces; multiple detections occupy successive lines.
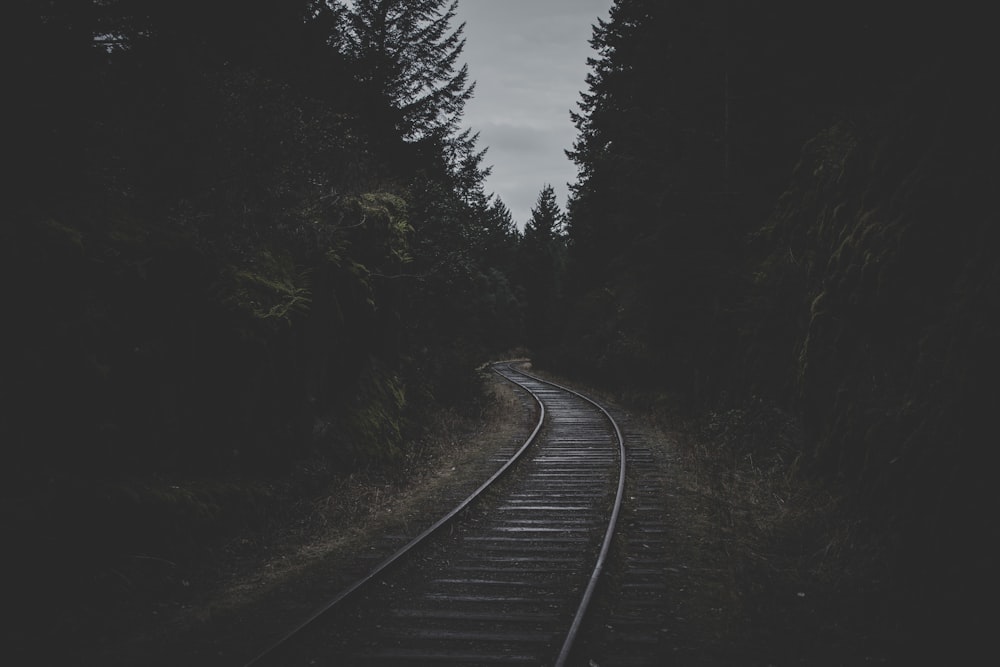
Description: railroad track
xmin=243 ymin=362 xmax=627 ymax=666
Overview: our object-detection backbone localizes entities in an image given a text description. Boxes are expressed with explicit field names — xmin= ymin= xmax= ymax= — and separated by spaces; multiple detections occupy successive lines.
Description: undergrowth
xmin=671 ymin=398 xmax=894 ymax=662
xmin=5 ymin=367 xmax=507 ymax=662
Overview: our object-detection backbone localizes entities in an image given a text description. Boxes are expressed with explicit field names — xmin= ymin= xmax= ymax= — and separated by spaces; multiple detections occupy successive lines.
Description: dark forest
xmin=3 ymin=0 xmax=995 ymax=663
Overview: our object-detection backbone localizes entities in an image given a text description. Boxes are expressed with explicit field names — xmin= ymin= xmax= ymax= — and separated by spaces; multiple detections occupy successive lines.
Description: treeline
xmin=2 ymin=1 xmax=574 ymax=640
xmin=5 ymin=0 xmax=534 ymax=486
xmin=549 ymin=0 xmax=995 ymax=654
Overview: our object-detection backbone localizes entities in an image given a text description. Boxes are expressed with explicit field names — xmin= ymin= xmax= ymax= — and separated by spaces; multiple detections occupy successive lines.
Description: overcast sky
xmin=454 ymin=0 xmax=613 ymax=229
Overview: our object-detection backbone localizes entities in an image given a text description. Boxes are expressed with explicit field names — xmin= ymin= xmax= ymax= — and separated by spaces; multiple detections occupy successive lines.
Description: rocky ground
xmin=58 ymin=364 xmax=896 ymax=665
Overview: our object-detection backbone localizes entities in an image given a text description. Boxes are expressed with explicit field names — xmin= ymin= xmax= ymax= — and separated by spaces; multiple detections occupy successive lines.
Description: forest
xmin=3 ymin=0 xmax=994 ymax=662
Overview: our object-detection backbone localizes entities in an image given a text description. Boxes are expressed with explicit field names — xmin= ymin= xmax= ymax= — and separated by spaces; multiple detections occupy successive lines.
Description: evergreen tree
xmin=464 ymin=196 xmax=524 ymax=351
xmin=343 ymin=0 xmax=474 ymax=143
xmin=562 ymin=0 xmax=737 ymax=390
xmin=524 ymin=184 xmax=564 ymax=239
xmin=479 ymin=198 xmax=520 ymax=266
xmin=520 ymin=185 xmax=566 ymax=348
xmin=566 ymin=0 xmax=727 ymax=289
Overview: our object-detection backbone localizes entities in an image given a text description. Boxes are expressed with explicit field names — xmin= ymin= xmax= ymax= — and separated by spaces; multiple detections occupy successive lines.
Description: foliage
xmin=342 ymin=0 xmax=474 ymax=142
xmin=1 ymin=0 xmax=527 ymax=639
xmin=557 ymin=0 xmax=997 ymax=654
xmin=746 ymin=113 xmax=998 ymax=645
xmin=219 ymin=249 xmax=313 ymax=325
xmin=519 ymin=184 xmax=567 ymax=348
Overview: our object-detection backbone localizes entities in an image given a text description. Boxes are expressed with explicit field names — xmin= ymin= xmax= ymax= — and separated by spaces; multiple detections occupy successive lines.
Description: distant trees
xmin=520 ymin=185 xmax=566 ymax=347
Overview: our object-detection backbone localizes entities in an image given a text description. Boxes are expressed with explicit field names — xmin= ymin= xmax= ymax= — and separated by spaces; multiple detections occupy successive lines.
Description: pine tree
xmin=482 ymin=198 xmax=520 ymax=257
xmin=524 ymin=184 xmax=565 ymax=241
xmin=559 ymin=0 xmax=741 ymax=387
xmin=520 ymin=185 xmax=566 ymax=348
xmin=566 ymin=0 xmax=728 ymax=291
xmin=343 ymin=0 xmax=474 ymax=142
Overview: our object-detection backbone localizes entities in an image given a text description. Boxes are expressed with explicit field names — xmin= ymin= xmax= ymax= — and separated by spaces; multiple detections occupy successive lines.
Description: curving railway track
xmin=244 ymin=362 xmax=629 ymax=666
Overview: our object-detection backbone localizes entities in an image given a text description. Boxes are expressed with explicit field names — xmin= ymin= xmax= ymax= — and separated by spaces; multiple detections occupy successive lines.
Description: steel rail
xmin=507 ymin=364 xmax=627 ymax=667
xmin=242 ymin=364 xmax=546 ymax=667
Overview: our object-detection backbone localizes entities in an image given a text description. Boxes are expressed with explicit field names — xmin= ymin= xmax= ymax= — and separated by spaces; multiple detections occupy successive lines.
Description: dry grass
xmin=525 ymin=364 xmax=891 ymax=663
xmin=85 ymin=368 xmax=534 ymax=665
xmin=216 ymin=369 xmax=530 ymax=600
xmin=661 ymin=400 xmax=892 ymax=664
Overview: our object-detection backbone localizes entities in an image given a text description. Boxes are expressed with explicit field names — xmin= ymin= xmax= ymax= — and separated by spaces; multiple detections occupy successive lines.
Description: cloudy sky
xmin=454 ymin=0 xmax=614 ymax=228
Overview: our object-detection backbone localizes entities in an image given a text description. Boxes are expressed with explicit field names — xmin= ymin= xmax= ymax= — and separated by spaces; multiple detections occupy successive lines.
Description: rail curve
xmin=243 ymin=361 xmax=626 ymax=666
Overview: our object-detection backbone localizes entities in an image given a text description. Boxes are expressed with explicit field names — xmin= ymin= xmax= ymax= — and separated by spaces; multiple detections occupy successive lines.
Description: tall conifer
xmin=343 ymin=0 xmax=474 ymax=142
xmin=520 ymin=185 xmax=566 ymax=347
